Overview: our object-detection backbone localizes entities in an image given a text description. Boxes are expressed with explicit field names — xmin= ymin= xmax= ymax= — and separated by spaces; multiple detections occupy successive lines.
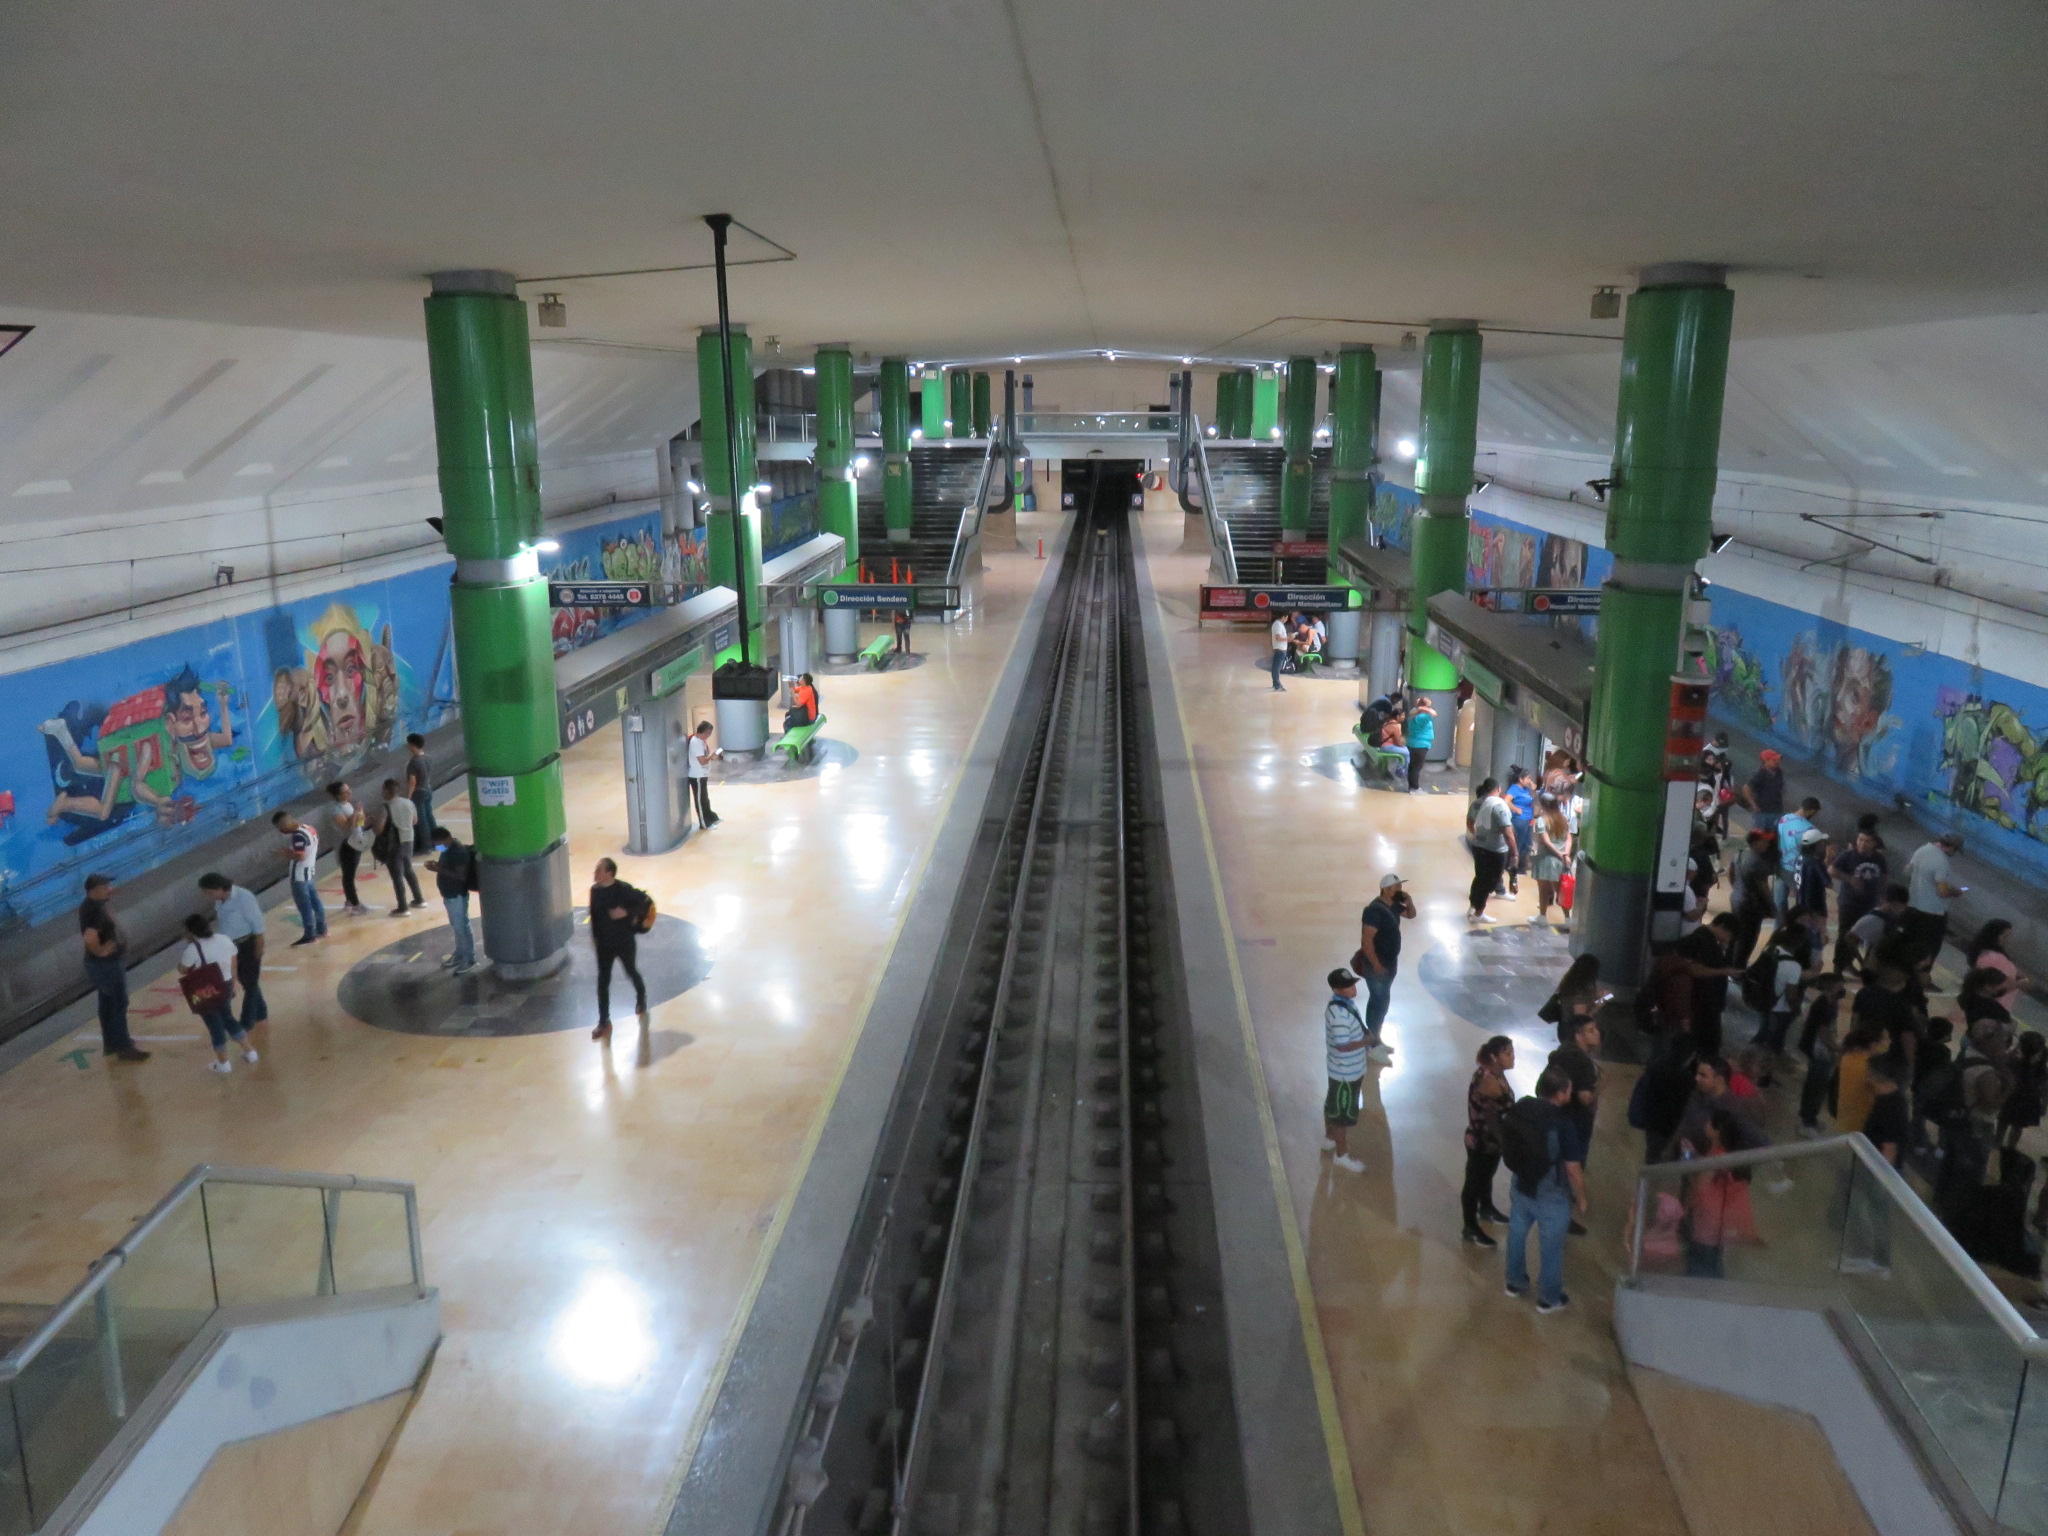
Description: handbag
xmin=1558 ymin=869 xmax=1576 ymax=913
xmin=179 ymin=948 xmax=232 ymax=1014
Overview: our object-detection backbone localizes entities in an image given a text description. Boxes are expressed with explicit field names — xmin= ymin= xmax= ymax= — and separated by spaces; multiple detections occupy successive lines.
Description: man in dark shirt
xmin=1353 ymin=874 xmax=1414 ymax=1061
xmin=405 ymin=733 xmax=436 ymax=854
xmin=1831 ymin=830 xmax=1889 ymax=935
xmin=1739 ymin=749 xmax=1786 ymax=830
xmin=1853 ymin=946 xmax=1923 ymax=1077
xmin=1547 ymin=1015 xmax=1602 ymax=1232
xmin=589 ymin=857 xmax=651 ymax=1041
xmin=1676 ymin=913 xmax=1743 ymax=1057
xmin=78 ymin=874 xmax=149 ymax=1062
xmin=1862 ymin=1058 xmax=1911 ymax=1167
xmin=427 ymin=828 xmax=478 ymax=974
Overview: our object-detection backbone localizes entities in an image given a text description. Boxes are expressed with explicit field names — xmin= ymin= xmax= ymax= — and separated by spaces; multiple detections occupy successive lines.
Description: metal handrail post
xmin=93 ymin=1289 xmax=125 ymax=1423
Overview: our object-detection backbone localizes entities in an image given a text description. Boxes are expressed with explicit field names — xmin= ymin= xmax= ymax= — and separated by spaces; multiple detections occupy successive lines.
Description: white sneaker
xmin=1333 ymin=1154 xmax=1365 ymax=1173
xmin=1320 ymin=1137 xmax=1337 ymax=1152
xmin=208 ymin=1059 xmax=233 ymax=1075
xmin=1529 ymin=913 xmax=1547 ymax=925
xmin=1368 ymin=1043 xmax=1395 ymax=1065
xmin=243 ymin=1048 xmax=260 ymax=1064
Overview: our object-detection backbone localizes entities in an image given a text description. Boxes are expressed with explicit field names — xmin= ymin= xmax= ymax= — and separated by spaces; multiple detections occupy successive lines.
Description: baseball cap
xmin=1379 ymin=872 xmax=1405 ymax=890
xmin=1328 ymin=968 xmax=1361 ymax=989
xmin=1800 ymin=827 xmax=1829 ymax=846
xmin=1759 ymin=749 xmax=1782 ymax=764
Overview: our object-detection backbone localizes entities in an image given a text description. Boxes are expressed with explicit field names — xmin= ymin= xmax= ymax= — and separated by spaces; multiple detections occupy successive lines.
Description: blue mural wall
xmin=0 ymin=507 xmax=667 ymax=931
xmin=1367 ymin=481 xmax=1611 ymax=636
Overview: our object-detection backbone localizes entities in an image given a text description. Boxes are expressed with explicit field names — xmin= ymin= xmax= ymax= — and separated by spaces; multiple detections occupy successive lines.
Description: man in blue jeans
xmin=1354 ymin=873 xmax=1413 ymax=1064
xmin=78 ymin=874 xmax=150 ymax=1063
xmin=270 ymin=810 xmax=327 ymax=945
xmin=428 ymin=827 xmax=479 ymax=974
xmin=1502 ymin=1068 xmax=1587 ymax=1314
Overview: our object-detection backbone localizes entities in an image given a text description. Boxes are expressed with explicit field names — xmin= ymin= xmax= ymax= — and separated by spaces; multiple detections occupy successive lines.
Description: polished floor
xmin=1137 ymin=510 xmax=1694 ymax=1535
xmin=0 ymin=521 xmax=1064 ymax=1536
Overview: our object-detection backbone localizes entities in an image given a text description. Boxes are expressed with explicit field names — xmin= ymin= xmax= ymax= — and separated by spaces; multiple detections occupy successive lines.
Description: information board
xmin=1199 ymin=584 xmax=1353 ymax=620
xmin=549 ymin=581 xmax=656 ymax=609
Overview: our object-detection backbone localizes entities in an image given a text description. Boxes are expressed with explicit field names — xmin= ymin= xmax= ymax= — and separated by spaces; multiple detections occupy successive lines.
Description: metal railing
xmin=0 ymin=1165 xmax=424 ymax=1534
xmin=1015 ymin=411 xmax=1183 ymax=435
xmin=1191 ymin=429 xmax=1236 ymax=581
xmin=1629 ymin=1134 xmax=2048 ymax=1530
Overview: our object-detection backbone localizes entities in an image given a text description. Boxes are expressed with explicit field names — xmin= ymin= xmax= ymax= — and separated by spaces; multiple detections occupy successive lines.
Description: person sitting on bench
xmin=785 ymin=672 xmax=819 ymax=731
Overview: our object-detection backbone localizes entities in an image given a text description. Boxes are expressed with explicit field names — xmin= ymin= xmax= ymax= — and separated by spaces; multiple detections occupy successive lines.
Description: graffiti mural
xmin=1936 ymin=692 xmax=2048 ymax=838
xmin=1703 ymin=624 xmax=1774 ymax=729
xmin=263 ymin=601 xmax=405 ymax=778
xmin=40 ymin=666 xmax=246 ymax=845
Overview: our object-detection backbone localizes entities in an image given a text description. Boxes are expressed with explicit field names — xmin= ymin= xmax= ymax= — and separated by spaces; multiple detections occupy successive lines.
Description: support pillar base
xmin=822 ymin=605 xmax=861 ymax=660
xmin=1570 ymin=856 xmax=1650 ymax=989
xmin=1325 ymin=608 xmax=1361 ymax=668
xmin=479 ymin=838 xmax=573 ymax=977
xmin=716 ymin=696 xmax=770 ymax=758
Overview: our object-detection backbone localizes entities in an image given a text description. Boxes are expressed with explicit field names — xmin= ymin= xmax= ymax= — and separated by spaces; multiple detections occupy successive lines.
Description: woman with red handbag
xmin=179 ymin=913 xmax=259 ymax=1075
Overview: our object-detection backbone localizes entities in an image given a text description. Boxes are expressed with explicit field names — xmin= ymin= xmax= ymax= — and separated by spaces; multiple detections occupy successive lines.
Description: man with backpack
xmin=427 ymin=826 xmax=480 ymax=974
xmin=1321 ymin=968 xmax=1372 ymax=1173
xmin=1500 ymin=1067 xmax=1587 ymax=1313
xmin=589 ymin=857 xmax=655 ymax=1043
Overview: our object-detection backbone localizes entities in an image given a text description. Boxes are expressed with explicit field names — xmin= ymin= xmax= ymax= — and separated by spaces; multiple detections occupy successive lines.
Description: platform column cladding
xmin=1212 ymin=372 xmax=1233 ymax=434
xmin=880 ymin=356 xmax=914 ymax=552
xmin=1407 ymin=321 xmax=1482 ymax=756
xmin=920 ymin=363 xmax=946 ymax=440
xmin=1250 ymin=366 xmax=1280 ymax=440
xmin=423 ymin=270 xmax=572 ymax=978
xmin=696 ymin=324 xmax=764 ymax=668
xmin=1279 ymin=355 xmax=1317 ymax=538
xmin=971 ymin=371 xmax=992 ymax=438
xmin=948 ymin=370 xmax=972 ymax=438
xmin=815 ymin=345 xmax=864 ymax=660
xmin=1574 ymin=264 xmax=1734 ymax=984
xmin=1325 ymin=344 xmax=1379 ymax=670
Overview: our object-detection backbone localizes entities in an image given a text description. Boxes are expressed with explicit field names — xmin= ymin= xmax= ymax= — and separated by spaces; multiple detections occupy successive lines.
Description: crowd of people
xmin=1267 ymin=610 xmax=1329 ymax=692
xmin=1317 ymin=720 xmax=2046 ymax=1313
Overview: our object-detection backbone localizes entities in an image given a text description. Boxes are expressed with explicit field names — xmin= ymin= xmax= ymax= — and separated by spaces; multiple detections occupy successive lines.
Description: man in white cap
xmin=1322 ymin=968 xmax=1370 ymax=1173
xmin=1354 ymin=873 xmax=1415 ymax=1062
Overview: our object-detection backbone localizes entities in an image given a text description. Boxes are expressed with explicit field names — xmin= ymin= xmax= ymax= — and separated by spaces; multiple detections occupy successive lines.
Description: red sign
xmin=1272 ymin=540 xmax=1327 ymax=557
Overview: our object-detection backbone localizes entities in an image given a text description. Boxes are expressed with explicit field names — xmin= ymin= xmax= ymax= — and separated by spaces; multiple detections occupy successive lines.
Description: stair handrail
xmin=1192 ymin=429 xmax=1235 ymax=582
xmin=947 ymin=435 xmax=1002 ymax=591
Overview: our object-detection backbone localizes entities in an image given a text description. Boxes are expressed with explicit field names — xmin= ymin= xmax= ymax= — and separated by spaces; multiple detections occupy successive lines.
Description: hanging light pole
xmin=706 ymin=213 xmax=753 ymax=662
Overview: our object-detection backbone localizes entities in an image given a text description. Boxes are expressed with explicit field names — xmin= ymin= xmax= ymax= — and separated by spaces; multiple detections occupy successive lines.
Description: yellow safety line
xmin=652 ymin=536 xmax=1064 ymax=1533
xmin=1152 ymin=548 xmax=1368 ymax=1536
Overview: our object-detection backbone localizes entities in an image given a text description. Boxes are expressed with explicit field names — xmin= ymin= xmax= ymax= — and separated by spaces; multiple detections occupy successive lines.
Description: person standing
xmin=1548 ymin=1014 xmax=1603 ymax=1235
xmin=892 ymin=605 xmax=914 ymax=658
xmin=1727 ymin=827 xmax=1779 ymax=968
xmin=270 ymin=811 xmax=328 ymax=944
xmin=405 ymin=734 xmax=436 ymax=854
xmin=1268 ymin=613 xmax=1289 ymax=692
xmin=1904 ymin=831 xmax=1966 ymax=964
xmin=1795 ymin=971 xmax=1847 ymax=1136
xmin=1504 ymin=768 xmax=1537 ymax=898
xmin=1831 ymin=829 xmax=1889 ymax=946
xmin=1529 ymin=793 xmax=1572 ymax=926
xmin=589 ymin=857 xmax=652 ymax=1042
xmin=1776 ymin=796 xmax=1822 ymax=877
xmin=78 ymin=874 xmax=149 ymax=1063
xmin=1461 ymin=1035 xmax=1516 ymax=1247
xmin=1353 ymin=874 xmax=1412 ymax=1063
xmin=1500 ymin=1068 xmax=1587 ymax=1313
xmin=199 ymin=873 xmax=268 ymax=1031
xmin=177 ymin=912 xmax=258 ymax=1075
xmin=1321 ymin=968 xmax=1370 ymax=1173
xmin=1403 ymin=696 xmax=1437 ymax=792
xmin=326 ymin=780 xmax=371 ymax=915
xmin=686 ymin=720 xmax=723 ymax=830
xmin=375 ymin=779 xmax=425 ymax=914
xmin=1465 ymin=777 xmax=1517 ymax=923
xmin=427 ymin=827 xmax=479 ymax=973
xmin=1676 ymin=912 xmax=1744 ymax=1056
xmin=1738 ymin=747 xmax=1787 ymax=832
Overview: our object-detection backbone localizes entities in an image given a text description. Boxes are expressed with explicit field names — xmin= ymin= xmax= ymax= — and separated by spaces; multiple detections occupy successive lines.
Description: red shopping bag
xmin=1558 ymin=869 xmax=1576 ymax=914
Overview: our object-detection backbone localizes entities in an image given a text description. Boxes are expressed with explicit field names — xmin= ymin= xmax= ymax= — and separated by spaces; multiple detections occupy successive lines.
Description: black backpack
xmin=1740 ymin=949 xmax=1781 ymax=1013
xmin=1499 ymin=1097 xmax=1560 ymax=1196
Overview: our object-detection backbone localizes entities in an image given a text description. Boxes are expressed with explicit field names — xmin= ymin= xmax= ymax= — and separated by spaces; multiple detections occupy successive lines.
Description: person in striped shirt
xmin=1323 ymin=968 xmax=1370 ymax=1173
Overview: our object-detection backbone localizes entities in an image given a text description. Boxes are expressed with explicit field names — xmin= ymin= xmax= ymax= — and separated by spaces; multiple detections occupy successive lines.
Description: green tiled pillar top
xmin=424 ymin=269 xmax=569 ymax=972
xmin=920 ymin=364 xmax=946 ymax=439
xmin=1250 ymin=366 xmax=1280 ymax=440
xmin=815 ymin=345 xmax=859 ymax=581
xmin=1327 ymin=344 xmax=1379 ymax=583
xmin=697 ymin=324 xmax=763 ymax=664
xmin=1583 ymin=265 xmax=1733 ymax=880
xmin=948 ymin=370 xmax=971 ymax=439
xmin=1406 ymin=321 xmax=1482 ymax=690
xmin=881 ymin=357 xmax=913 ymax=545
xmin=1279 ymin=355 xmax=1318 ymax=536
xmin=971 ymin=371 xmax=992 ymax=438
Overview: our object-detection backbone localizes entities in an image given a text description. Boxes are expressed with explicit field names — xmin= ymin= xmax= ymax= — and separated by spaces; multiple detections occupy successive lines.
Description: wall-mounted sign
xmin=1200 ymin=585 xmax=1354 ymax=619
xmin=649 ymin=647 xmax=702 ymax=699
xmin=549 ymin=581 xmax=655 ymax=609
xmin=1528 ymin=589 xmax=1602 ymax=615
xmin=1271 ymin=540 xmax=1328 ymax=558
xmin=475 ymin=775 xmax=517 ymax=807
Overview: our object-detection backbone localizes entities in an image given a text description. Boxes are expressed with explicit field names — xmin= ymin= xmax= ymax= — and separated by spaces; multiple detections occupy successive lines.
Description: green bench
xmin=1294 ymin=649 xmax=1324 ymax=677
xmin=859 ymin=635 xmax=895 ymax=671
xmin=773 ymin=716 xmax=826 ymax=766
xmin=1353 ymin=721 xmax=1408 ymax=783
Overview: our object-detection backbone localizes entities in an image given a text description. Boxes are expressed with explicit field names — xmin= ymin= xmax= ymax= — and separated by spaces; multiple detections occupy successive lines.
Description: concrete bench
xmin=772 ymin=717 xmax=826 ymax=765
xmin=860 ymin=635 xmax=895 ymax=671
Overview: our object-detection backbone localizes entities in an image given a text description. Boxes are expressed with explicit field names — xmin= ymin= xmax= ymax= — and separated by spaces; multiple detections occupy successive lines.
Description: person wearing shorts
xmin=1322 ymin=967 xmax=1369 ymax=1173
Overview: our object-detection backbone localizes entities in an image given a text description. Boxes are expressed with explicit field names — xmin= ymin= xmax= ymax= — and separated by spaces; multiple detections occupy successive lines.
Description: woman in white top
xmin=179 ymin=912 xmax=258 ymax=1073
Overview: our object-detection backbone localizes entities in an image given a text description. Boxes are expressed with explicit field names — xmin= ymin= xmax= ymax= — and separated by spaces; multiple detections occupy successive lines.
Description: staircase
xmin=1204 ymin=445 xmax=1331 ymax=584
xmin=855 ymin=445 xmax=986 ymax=590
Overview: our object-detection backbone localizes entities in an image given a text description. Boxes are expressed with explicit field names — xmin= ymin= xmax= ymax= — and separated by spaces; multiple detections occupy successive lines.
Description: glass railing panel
xmin=0 ymin=1384 xmax=30 ymax=1536
xmin=1837 ymin=1158 xmax=2028 ymax=1516
xmin=1633 ymin=1142 xmax=1848 ymax=1292
xmin=329 ymin=1190 xmax=416 ymax=1295
xmin=201 ymin=1182 xmax=327 ymax=1306
xmin=8 ymin=1308 xmax=119 ymax=1529
xmin=103 ymin=1193 xmax=216 ymax=1420
xmin=2001 ymin=1360 xmax=2048 ymax=1533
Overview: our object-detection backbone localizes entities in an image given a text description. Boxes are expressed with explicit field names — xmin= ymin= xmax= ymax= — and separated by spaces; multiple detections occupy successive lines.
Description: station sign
xmin=820 ymin=584 xmax=914 ymax=612
xmin=1200 ymin=584 xmax=1353 ymax=620
xmin=550 ymin=580 xmax=657 ymax=609
xmin=1271 ymin=540 xmax=1328 ymax=558
xmin=1529 ymin=588 xmax=1602 ymax=615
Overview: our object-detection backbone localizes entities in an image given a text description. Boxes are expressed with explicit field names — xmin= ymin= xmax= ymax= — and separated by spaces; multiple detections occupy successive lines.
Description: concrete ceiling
xmin=3 ymin=0 xmax=2047 ymax=362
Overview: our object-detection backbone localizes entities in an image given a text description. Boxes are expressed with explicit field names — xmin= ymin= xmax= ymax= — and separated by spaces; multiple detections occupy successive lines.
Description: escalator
xmin=854 ymin=445 xmax=988 ymax=586
xmin=1201 ymin=444 xmax=1330 ymax=584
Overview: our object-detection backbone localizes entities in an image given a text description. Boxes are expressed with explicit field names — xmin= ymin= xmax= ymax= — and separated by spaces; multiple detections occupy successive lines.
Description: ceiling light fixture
xmin=1400 ymin=332 xmax=1417 ymax=353
xmin=1395 ymin=438 xmax=1417 ymax=460
xmin=1590 ymin=286 xmax=1622 ymax=320
xmin=1709 ymin=531 xmax=1735 ymax=554
xmin=537 ymin=294 xmax=567 ymax=328
xmin=853 ymin=454 xmax=871 ymax=471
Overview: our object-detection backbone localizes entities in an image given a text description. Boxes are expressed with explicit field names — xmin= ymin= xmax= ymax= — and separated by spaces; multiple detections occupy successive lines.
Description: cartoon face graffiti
xmin=270 ymin=602 xmax=400 ymax=775
xmin=316 ymin=626 xmax=370 ymax=749
xmin=164 ymin=666 xmax=234 ymax=776
xmin=1827 ymin=645 xmax=1894 ymax=775
xmin=37 ymin=667 xmax=239 ymax=842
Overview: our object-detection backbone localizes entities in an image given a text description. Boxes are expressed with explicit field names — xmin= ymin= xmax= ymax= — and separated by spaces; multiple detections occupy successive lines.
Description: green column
xmin=1212 ymin=372 xmax=1232 ymax=434
xmin=1406 ymin=322 xmax=1482 ymax=699
xmin=881 ymin=356 xmax=913 ymax=547
xmin=920 ymin=365 xmax=946 ymax=439
xmin=1279 ymin=355 xmax=1318 ymax=535
xmin=1232 ymin=369 xmax=1255 ymax=439
xmin=971 ymin=372 xmax=992 ymax=438
xmin=1250 ymin=367 xmax=1280 ymax=440
xmin=1326 ymin=344 xmax=1378 ymax=579
xmin=815 ymin=345 xmax=859 ymax=580
xmin=424 ymin=270 xmax=571 ymax=976
xmin=697 ymin=324 xmax=763 ymax=664
xmin=1577 ymin=264 xmax=1734 ymax=980
xmin=948 ymin=370 xmax=971 ymax=438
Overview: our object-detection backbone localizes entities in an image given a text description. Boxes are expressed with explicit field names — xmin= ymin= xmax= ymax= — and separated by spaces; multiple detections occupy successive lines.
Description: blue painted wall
xmin=0 ymin=506 xmax=665 ymax=930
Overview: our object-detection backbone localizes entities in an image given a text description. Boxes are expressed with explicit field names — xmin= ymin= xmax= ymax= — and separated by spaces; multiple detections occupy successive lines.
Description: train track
xmin=772 ymin=485 xmax=1246 ymax=1536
